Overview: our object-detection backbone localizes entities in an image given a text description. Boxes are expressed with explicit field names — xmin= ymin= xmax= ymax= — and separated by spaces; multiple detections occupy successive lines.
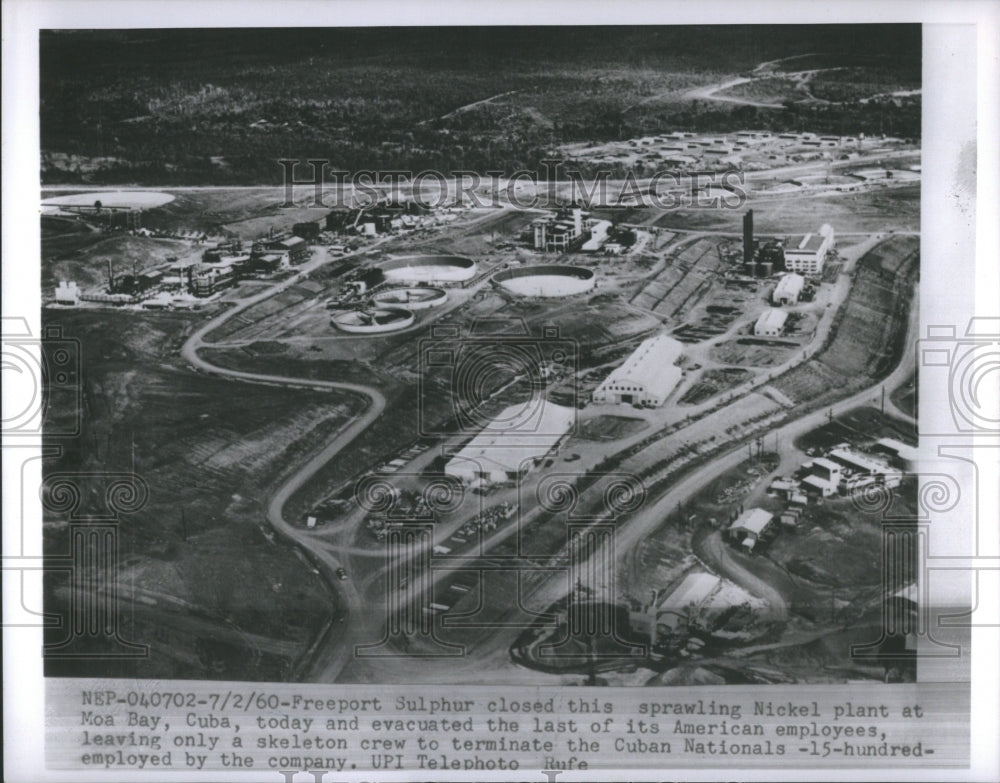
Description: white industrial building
xmin=444 ymin=401 xmax=575 ymax=486
xmin=726 ymin=508 xmax=775 ymax=553
xmin=784 ymin=224 xmax=835 ymax=275
xmin=772 ymin=273 xmax=805 ymax=305
xmin=54 ymin=281 xmax=80 ymax=306
xmin=874 ymin=437 xmax=919 ymax=470
xmin=532 ymin=208 xmax=588 ymax=252
xmin=592 ymin=334 xmax=684 ymax=407
xmin=828 ymin=448 xmax=903 ymax=488
xmin=754 ymin=308 xmax=788 ymax=337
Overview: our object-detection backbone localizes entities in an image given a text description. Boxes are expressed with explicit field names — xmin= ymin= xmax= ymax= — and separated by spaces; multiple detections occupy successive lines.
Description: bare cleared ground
xmin=653 ymin=184 xmax=920 ymax=234
xmin=679 ymin=367 xmax=756 ymax=405
xmin=710 ymin=338 xmax=802 ymax=367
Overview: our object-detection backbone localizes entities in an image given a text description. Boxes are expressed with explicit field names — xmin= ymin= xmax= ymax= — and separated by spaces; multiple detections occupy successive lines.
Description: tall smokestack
xmin=742 ymin=209 xmax=754 ymax=267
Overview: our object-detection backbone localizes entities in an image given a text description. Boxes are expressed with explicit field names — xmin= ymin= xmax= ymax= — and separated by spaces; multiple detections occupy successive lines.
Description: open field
xmin=716 ymin=76 xmax=800 ymax=104
xmin=710 ymin=337 xmax=800 ymax=367
xmin=653 ymin=184 xmax=919 ymax=234
xmin=42 ymin=309 xmax=364 ymax=680
xmin=679 ymin=367 xmax=756 ymax=405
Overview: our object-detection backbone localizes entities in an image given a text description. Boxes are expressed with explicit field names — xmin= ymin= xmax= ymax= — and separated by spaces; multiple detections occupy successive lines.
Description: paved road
xmin=692 ymin=529 xmax=788 ymax=621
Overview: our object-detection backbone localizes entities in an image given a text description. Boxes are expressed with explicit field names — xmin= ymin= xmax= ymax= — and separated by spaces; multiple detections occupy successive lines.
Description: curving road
xmin=180 ymin=245 xmax=389 ymax=681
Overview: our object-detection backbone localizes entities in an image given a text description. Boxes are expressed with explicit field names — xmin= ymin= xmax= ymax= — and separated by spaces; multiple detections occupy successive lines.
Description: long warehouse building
xmin=444 ymin=401 xmax=575 ymax=486
xmin=592 ymin=334 xmax=684 ymax=407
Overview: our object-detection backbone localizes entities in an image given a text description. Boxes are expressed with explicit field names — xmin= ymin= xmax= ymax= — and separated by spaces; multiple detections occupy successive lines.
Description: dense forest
xmin=40 ymin=26 xmax=921 ymax=185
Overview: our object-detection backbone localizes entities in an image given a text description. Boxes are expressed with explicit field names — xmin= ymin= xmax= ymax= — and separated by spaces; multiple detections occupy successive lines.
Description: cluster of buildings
xmin=324 ymin=200 xmax=432 ymax=237
xmin=769 ymin=441 xmax=908 ymax=501
xmin=736 ymin=210 xmax=835 ymax=283
xmin=182 ymin=234 xmax=310 ymax=297
xmin=721 ymin=437 xmax=916 ymax=555
xmin=752 ymin=272 xmax=807 ymax=337
xmin=592 ymin=334 xmax=685 ymax=407
xmin=531 ymin=208 xmax=591 ymax=252
xmin=530 ymin=208 xmax=631 ymax=254
xmin=52 ymin=231 xmax=313 ymax=307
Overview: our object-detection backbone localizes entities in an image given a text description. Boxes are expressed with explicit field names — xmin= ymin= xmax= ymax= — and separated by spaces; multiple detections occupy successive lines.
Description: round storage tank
xmin=331 ymin=306 xmax=415 ymax=334
xmin=380 ymin=255 xmax=477 ymax=284
xmin=371 ymin=286 xmax=447 ymax=310
xmin=492 ymin=265 xmax=596 ymax=298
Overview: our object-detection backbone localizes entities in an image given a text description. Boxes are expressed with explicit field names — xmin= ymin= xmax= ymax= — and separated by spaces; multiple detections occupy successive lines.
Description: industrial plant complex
xmin=38 ymin=26 xmax=923 ymax=697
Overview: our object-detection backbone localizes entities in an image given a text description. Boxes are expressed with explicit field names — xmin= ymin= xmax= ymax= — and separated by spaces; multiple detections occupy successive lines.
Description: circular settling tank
xmin=371 ymin=286 xmax=448 ymax=310
xmin=381 ymin=255 xmax=477 ymax=284
xmin=492 ymin=265 xmax=596 ymax=298
xmin=41 ymin=191 xmax=175 ymax=209
xmin=331 ymin=306 xmax=415 ymax=334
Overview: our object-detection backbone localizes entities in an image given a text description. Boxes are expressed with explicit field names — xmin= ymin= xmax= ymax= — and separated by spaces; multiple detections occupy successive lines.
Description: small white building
xmin=592 ymin=334 xmax=684 ymax=407
xmin=726 ymin=508 xmax=774 ymax=552
xmin=873 ymin=437 xmax=919 ymax=470
xmin=802 ymin=474 xmax=838 ymax=497
xmin=54 ymin=281 xmax=80 ymax=306
xmin=754 ymin=308 xmax=788 ymax=337
xmin=772 ymin=273 xmax=805 ymax=305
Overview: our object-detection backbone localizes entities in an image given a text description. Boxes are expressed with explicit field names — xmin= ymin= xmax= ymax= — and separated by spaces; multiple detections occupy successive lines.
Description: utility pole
xmin=881 ymin=385 xmax=886 ymax=417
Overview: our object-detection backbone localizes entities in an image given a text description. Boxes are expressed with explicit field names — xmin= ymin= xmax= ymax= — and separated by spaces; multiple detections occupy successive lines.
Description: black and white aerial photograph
xmin=38 ymin=23 xmax=932 ymax=688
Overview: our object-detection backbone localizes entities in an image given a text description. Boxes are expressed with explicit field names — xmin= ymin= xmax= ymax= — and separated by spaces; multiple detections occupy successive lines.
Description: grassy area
xmin=716 ymin=77 xmax=800 ymax=104
xmin=42 ymin=309 xmax=363 ymax=680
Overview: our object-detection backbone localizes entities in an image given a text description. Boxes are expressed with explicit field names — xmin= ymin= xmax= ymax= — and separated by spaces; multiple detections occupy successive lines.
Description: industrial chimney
xmin=742 ymin=209 xmax=754 ymax=267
